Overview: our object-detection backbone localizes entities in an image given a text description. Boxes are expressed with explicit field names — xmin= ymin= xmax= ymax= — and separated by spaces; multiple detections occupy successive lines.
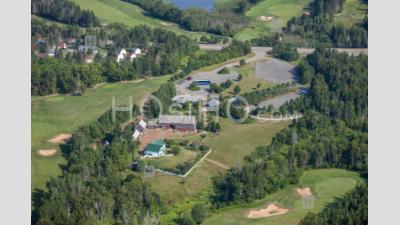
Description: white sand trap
xmin=247 ymin=204 xmax=290 ymax=218
xmin=48 ymin=133 xmax=72 ymax=144
xmin=161 ymin=22 xmax=172 ymax=26
xmin=260 ymin=16 xmax=274 ymax=21
xmin=38 ymin=149 xmax=57 ymax=156
xmin=296 ymin=187 xmax=312 ymax=197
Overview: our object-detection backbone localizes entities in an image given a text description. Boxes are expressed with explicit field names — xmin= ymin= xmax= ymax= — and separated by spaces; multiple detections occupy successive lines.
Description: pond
xmin=168 ymin=0 xmax=216 ymax=11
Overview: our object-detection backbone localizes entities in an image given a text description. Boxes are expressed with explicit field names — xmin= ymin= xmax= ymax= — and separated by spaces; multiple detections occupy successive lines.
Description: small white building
xmin=132 ymin=48 xmax=141 ymax=55
xmin=117 ymin=48 xmax=127 ymax=62
xmin=132 ymin=119 xmax=147 ymax=140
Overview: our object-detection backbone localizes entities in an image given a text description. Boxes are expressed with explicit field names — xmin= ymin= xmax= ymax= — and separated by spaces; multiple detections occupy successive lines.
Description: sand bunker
xmin=48 ymin=133 xmax=72 ymax=144
xmin=260 ymin=16 xmax=274 ymax=21
xmin=247 ymin=204 xmax=290 ymax=218
xmin=38 ymin=149 xmax=57 ymax=156
xmin=296 ymin=187 xmax=313 ymax=197
xmin=161 ymin=22 xmax=172 ymax=26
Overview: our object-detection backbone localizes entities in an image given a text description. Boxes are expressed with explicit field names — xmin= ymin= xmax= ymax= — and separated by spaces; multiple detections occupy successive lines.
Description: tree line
xmin=32 ymin=0 xmax=99 ymax=27
xmin=212 ymin=48 xmax=368 ymax=207
xmin=185 ymin=40 xmax=251 ymax=72
xmin=122 ymin=0 xmax=249 ymax=36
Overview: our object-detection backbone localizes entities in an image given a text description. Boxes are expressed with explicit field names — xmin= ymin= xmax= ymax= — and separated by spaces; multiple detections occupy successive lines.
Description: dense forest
xmin=284 ymin=0 xmax=368 ymax=48
xmin=212 ymin=48 xmax=368 ymax=207
xmin=300 ymin=184 xmax=368 ymax=225
xmin=32 ymin=0 xmax=99 ymax=27
xmin=122 ymin=0 xmax=248 ymax=36
xmin=33 ymin=109 xmax=165 ymax=225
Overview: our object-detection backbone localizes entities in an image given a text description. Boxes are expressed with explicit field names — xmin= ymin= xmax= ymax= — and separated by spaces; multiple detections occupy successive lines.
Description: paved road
xmin=198 ymin=44 xmax=368 ymax=56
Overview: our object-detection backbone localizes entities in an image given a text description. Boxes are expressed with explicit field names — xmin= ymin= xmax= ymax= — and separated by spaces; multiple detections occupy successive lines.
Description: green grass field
xmin=72 ymin=0 xmax=207 ymax=39
xmin=235 ymin=0 xmax=312 ymax=40
xmin=223 ymin=63 xmax=272 ymax=95
xmin=333 ymin=0 xmax=368 ymax=27
xmin=32 ymin=77 xmax=169 ymax=192
xmin=203 ymin=168 xmax=365 ymax=225
xmin=146 ymin=118 xmax=289 ymax=205
xmin=145 ymin=149 xmax=199 ymax=170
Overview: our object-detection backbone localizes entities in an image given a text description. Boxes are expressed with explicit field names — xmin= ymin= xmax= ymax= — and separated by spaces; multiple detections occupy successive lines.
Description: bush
xmin=271 ymin=43 xmax=299 ymax=61
xmin=189 ymin=82 xmax=200 ymax=91
xmin=191 ymin=204 xmax=208 ymax=224
xmin=234 ymin=85 xmax=241 ymax=94
xmin=172 ymin=146 xmax=182 ymax=155
xmin=180 ymin=139 xmax=190 ymax=146
xmin=218 ymin=67 xmax=230 ymax=74
xmin=239 ymin=59 xmax=246 ymax=65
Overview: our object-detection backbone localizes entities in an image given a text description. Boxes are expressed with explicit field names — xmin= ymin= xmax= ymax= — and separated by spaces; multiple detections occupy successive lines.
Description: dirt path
xmin=205 ymin=158 xmax=229 ymax=170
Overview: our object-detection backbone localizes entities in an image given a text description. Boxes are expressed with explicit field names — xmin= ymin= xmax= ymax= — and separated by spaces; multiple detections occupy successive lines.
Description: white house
xmin=132 ymin=48 xmax=141 ymax=55
xmin=129 ymin=53 xmax=137 ymax=62
xmin=117 ymin=48 xmax=127 ymax=62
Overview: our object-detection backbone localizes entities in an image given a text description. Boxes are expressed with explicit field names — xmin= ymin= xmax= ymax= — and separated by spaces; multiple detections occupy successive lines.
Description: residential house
xmin=207 ymin=99 xmax=220 ymax=108
xmin=117 ymin=48 xmax=127 ymax=62
xmin=132 ymin=48 xmax=141 ymax=55
xmin=144 ymin=139 xmax=166 ymax=157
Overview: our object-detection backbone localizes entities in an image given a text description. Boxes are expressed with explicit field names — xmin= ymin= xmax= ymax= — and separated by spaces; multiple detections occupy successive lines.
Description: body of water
xmin=168 ymin=0 xmax=216 ymax=11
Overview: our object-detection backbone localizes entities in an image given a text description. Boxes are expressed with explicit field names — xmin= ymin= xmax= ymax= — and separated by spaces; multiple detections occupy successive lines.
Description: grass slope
xmin=32 ymin=77 xmax=169 ymax=192
xmin=72 ymin=0 xmax=206 ymax=39
xmin=235 ymin=0 xmax=311 ymax=40
xmin=147 ymin=119 xmax=289 ymax=205
xmin=203 ymin=168 xmax=364 ymax=225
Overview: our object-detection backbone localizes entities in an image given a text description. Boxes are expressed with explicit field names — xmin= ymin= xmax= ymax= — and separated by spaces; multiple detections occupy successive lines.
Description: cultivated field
xmin=72 ymin=0 xmax=206 ymax=39
xmin=235 ymin=0 xmax=312 ymax=40
xmin=32 ymin=77 xmax=169 ymax=192
xmin=203 ymin=168 xmax=365 ymax=225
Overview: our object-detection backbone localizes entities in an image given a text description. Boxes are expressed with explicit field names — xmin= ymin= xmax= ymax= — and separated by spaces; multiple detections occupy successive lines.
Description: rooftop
xmin=159 ymin=115 xmax=196 ymax=125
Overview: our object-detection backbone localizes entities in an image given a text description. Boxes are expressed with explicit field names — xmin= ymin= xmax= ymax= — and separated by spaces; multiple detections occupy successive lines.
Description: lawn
xmin=333 ymin=0 xmax=368 ymax=27
xmin=235 ymin=0 xmax=312 ymax=40
xmin=144 ymin=149 xmax=199 ymax=170
xmin=204 ymin=118 xmax=289 ymax=167
xmin=223 ymin=63 xmax=272 ymax=95
xmin=31 ymin=77 xmax=169 ymax=192
xmin=144 ymin=118 xmax=289 ymax=205
xmin=72 ymin=0 xmax=206 ymax=39
xmin=203 ymin=168 xmax=365 ymax=225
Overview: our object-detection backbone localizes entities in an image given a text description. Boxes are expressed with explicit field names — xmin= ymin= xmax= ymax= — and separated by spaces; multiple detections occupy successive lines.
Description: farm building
xmin=132 ymin=120 xmax=147 ymax=140
xmin=159 ymin=115 xmax=196 ymax=131
xmin=144 ymin=139 xmax=166 ymax=157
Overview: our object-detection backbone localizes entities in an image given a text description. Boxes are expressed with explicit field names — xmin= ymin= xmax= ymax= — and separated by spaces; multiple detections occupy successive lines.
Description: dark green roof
xmin=145 ymin=139 xmax=166 ymax=153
